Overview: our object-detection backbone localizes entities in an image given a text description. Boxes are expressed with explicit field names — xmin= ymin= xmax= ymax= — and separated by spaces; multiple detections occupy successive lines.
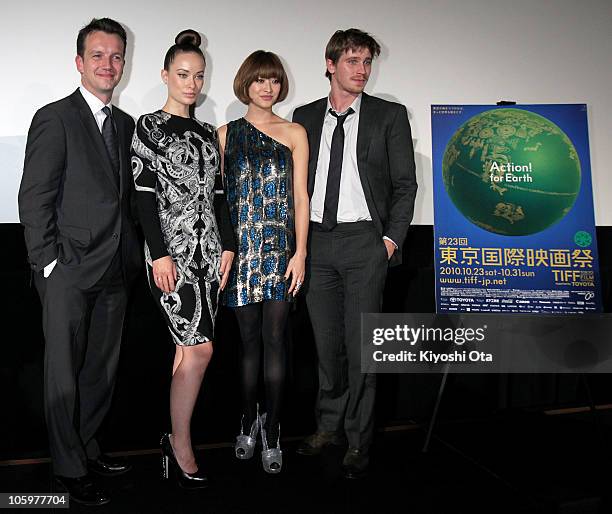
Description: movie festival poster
xmin=431 ymin=104 xmax=601 ymax=314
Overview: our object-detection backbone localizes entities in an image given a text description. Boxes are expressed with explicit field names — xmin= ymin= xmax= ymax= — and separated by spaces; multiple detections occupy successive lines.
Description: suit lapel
xmin=306 ymin=99 xmax=327 ymax=196
xmin=356 ymin=93 xmax=379 ymax=222
xmin=72 ymin=90 xmax=119 ymax=194
xmin=357 ymin=92 xmax=374 ymax=186
xmin=114 ymin=111 xmax=129 ymax=197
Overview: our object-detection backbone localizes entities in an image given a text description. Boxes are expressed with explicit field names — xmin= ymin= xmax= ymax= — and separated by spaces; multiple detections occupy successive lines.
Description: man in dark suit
xmin=18 ymin=18 xmax=140 ymax=505
xmin=292 ymin=28 xmax=417 ymax=478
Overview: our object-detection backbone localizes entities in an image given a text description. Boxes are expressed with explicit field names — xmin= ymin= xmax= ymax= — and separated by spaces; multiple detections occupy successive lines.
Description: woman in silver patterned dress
xmin=218 ymin=51 xmax=309 ymax=473
xmin=130 ymin=30 xmax=235 ymax=488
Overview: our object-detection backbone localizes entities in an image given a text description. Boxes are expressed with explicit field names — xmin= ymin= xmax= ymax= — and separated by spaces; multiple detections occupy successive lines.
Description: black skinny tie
xmin=321 ymin=108 xmax=354 ymax=231
xmin=101 ymin=106 xmax=120 ymax=183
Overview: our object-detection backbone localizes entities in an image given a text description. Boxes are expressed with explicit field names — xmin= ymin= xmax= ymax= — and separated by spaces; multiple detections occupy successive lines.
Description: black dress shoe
xmin=296 ymin=431 xmax=345 ymax=456
xmin=88 ymin=454 xmax=132 ymax=476
xmin=54 ymin=475 xmax=110 ymax=506
xmin=342 ymin=448 xmax=369 ymax=479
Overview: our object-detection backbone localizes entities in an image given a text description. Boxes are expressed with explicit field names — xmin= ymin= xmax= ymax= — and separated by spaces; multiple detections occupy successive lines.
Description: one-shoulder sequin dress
xmin=224 ymin=118 xmax=295 ymax=307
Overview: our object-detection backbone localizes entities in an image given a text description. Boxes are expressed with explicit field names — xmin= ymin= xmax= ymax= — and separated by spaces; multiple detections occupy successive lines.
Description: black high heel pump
xmin=160 ymin=433 xmax=209 ymax=489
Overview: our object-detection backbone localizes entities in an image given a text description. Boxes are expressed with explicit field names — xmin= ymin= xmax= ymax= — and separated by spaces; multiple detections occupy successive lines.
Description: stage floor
xmin=2 ymin=411 xmax=611 ymax=513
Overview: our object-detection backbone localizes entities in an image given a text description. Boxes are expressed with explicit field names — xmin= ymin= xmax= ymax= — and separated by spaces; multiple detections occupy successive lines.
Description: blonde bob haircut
xmin=233 ymin=50 xmax=289 ymax=105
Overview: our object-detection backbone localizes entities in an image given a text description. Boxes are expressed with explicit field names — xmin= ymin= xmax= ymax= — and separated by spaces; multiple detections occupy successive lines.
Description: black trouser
xmin=34 ymin=250 xmax=127 ymax=477
xmin=306 ymin=222 xmax=388 ymax=452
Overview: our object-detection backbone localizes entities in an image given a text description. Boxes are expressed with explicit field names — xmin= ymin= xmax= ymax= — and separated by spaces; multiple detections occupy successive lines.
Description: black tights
xmin=234 ymin=300 xmax=291 ymax=448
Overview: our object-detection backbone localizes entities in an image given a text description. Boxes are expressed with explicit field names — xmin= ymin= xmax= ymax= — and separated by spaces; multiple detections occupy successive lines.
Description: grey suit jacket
xmin=292 ymin=92 xmax=418 ymax=266
xmin=19 ymin=89 xmax=141 ymax=288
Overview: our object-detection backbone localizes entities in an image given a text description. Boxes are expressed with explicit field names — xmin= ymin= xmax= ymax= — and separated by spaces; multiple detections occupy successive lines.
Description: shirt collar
xmin=326 ymin=93 xmax=362 ymax=117
xmin=79 ymin=85 xmax=112 ymax=116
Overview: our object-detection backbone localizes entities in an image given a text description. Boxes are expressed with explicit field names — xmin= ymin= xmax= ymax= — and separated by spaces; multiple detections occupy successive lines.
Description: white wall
xmin=1 ymin=0 xmax=611 ymax=224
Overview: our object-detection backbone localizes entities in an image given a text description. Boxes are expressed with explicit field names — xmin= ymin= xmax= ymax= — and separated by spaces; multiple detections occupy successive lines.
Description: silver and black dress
xmin=223 ymin=117 xmax=295 ymax=307
xmin=223 ymin=117 xmax=296 ymax=450
xmin=131 ymin=111 xmax=235 ymax=346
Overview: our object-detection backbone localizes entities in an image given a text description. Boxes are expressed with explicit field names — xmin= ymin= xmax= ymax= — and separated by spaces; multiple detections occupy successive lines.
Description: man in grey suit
xmin=18 ymin=18 xmax=140 ymax=505
xmin=292 ymin=28 xmax=417 ymax=478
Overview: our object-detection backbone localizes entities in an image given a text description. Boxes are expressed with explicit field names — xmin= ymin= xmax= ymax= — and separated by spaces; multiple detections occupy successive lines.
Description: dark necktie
xmin=101 ymin=106 xmax=120 ymax=184
xmin=321 ymin=107 xmax=354 ymax=231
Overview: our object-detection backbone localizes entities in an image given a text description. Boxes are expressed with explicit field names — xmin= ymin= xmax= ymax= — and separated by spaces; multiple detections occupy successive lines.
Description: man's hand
xmin=383 ymin=239 xmax=395 ymax=260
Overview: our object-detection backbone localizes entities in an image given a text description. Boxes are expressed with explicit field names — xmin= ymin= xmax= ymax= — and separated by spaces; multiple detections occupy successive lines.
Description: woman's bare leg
xmin=169 ymin=342 xmax=213 ymax=473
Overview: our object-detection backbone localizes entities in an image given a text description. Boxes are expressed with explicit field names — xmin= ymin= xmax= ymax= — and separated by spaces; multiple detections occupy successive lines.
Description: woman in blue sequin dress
xmin=218 ymin=51 xmax=309 ymax=473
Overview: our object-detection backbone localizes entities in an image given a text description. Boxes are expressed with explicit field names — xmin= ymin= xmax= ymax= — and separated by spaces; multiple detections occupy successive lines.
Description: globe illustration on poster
xmin=442 ymin=108 xmax=581 ymax=236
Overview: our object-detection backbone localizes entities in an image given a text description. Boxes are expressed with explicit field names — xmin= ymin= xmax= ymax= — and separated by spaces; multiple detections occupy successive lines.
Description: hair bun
xmin=175 ymin=29 xmax=201 ymax=47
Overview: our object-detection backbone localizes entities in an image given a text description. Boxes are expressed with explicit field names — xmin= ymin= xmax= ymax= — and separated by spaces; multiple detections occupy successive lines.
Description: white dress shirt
xmin=43 ymin=87 xmax=113 ymax=278
xmin=310 ymin=94 xmax=396 ymax=250
xmin=310 ymin=94 xmax=371 ymax=224
xmin=79 ymin=85 xmax=113 ymax=132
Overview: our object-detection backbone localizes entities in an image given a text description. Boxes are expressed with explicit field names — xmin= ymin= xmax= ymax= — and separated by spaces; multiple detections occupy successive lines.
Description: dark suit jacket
xmin=19 ymin=89 xmax=141 ymax=288
xmin=292 ymin=92 xmax=417 ymax=266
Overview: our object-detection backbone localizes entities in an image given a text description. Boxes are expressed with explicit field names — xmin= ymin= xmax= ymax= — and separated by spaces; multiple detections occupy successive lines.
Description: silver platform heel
xmin=260 ymin=413 xmax=282 ymax=474
xmin=235 ymin=410 xmax=260 ymax=460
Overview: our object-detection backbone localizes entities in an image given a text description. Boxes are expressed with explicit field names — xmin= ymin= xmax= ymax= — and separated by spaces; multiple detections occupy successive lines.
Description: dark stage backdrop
xmin=2 ymin=225 xmax=612 ymax=461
